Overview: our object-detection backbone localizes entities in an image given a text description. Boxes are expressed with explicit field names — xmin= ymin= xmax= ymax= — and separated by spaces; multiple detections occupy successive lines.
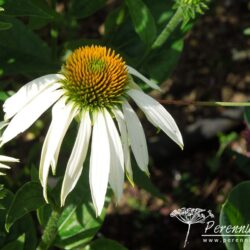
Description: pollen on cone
xmin=61 ymin=45 xmax=128 ymax=109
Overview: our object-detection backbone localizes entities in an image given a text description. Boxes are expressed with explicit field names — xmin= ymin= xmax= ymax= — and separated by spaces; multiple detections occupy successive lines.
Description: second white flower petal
xmin=0 ymin=155 xmax=19 ymax=163
xmin=128 ymin=89 xmax=184 ymax=149
xmin=127 ymin=65 xmax=161 ymax=91
xmin=4 ymin=74 xmax=64 ymax=120
xmin=89 ymin=111 xmax=110 ymax=216
xmin=60 ymin=111 xmax=92 ymax=206
xmin=104 ymin=109 xmax=124 ymax=202
xmin=1 ymin=88 xmax=63 ymax=145
xmin=113 ymin=108 xmax=133 ymax=181
xmin=122 ymin=102 xmax=149 ymax=173
xmin=39 ymin=98 xmax=77 ymax=202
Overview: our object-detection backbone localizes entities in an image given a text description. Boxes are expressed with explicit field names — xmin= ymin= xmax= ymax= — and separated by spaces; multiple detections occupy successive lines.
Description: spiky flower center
xmin=61 ymin=46 xmax=128 ymax=109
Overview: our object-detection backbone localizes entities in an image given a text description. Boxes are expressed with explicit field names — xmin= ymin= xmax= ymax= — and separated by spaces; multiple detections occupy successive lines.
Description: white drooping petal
xmin=122 ymin=102 xmax=149 ymax=173
xmin=127 ymin=65 xmax=161 ymax=91
xmin=104 ymin=109 xmax=124 ymax=202
xmin=128 ymin=89 xmax=184 ymax=149
xmin=89 ymin=111 xmax=110 ymax=216
xmin=0 ymin=155 xmax=19 ymax=163
xmin=113 ymin=108 xmax=133 ymax=182
xmin=0 ymin=163 xmax=11 ymax=169
xmin=0 ymin=155 xmax=19 ymax=174
xmin=4 ymin=74 xmax=64 ymax=120
xmin=1 ymin=87 xmax=64 ymax=146
xmin=39 ymin=99 xmax=78 ymax=202
xmin=61 ymin=111 xmax=92 ymax=206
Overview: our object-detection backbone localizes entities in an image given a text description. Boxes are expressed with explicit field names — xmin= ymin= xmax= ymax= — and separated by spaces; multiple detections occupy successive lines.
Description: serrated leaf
xmin=5 ymin=181 xmax=45 ymax=231
xmin=125 ymin=0 xmax=157 ymax=45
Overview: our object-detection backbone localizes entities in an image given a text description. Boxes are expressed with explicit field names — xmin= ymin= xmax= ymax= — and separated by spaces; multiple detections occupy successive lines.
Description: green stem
xmin=151 ymin=7 xmax=183 ymax=49
xmin=137 ymin=7 xmax=183 ymax=67
xmin=158 ymin=100 xmax=250 ymax=107
xmin=37 ymin=209 xmax=61 ymax=250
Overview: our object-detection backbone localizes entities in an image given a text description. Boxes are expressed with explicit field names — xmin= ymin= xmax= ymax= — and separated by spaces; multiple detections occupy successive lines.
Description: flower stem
xmin=158 ymin=100 xmax=250 ymax=107
xmin=151 ymin=7 xmax=183 ymax=49
xmin=184 ymin=223 xmax=191 ymax=248
xmin=37 ymin=209 xmax=61 ymax=250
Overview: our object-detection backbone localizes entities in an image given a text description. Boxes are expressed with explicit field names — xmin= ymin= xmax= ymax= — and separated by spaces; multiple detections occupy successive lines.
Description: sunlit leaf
xmin=125 ymin=0 xmax=156 ymax=45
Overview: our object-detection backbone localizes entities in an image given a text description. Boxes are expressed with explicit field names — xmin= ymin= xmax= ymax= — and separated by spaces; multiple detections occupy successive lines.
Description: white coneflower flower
xmin=1 ymin=45 xmax=183 ymax=215
xmin=0 ymin=155 xmax=19 ymax=175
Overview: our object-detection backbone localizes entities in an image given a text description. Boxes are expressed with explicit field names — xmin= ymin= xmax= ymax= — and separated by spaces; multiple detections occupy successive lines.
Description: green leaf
xmin=0 ymin=189 xmax=13 ymax=246
xmin=144 ymin=38 xmax=184 ymax=82
xmin=132 ymin=161 xmax=165 ymax=200
xmin=85 ymin=238 xmax=128 ymax=250
xmin=220 ymin=181 xmax=250 ymax=250
xmin=28 ymin=16 xmax=50 ymax=30
xmin=0 ymin=185 xmax=7 ymax=199
xmin=1 ymin=234 xmax=25 ymax=250
xmin=230 ymin=151 xmax=250 ymax=177
xmin=0 ymin=21 xmax=12 ymax=30
xmin=0 ymin=17 xmax=59 ymax=76
xmin=125 ymin=0 xmax=157 ymax=45
xmin=5 ymin=181 xmax=46 ymax=231
xmin=0 ymin=91 xmax=9 ymax=101
xmin=0 ymin=188 xmax=37 ymax=250
xmin=244 ymin=106 xmax=250 ymax=128
xmin=53 ymin=164 xmax=110 ymax=249
xmin=2 ymin=0 xmax=56 ymax=19
xmin=37 ymin=204 xmax=51 ymax=227
xmin=55 ymin=202 xmax=105 ymax=249
xmin=69 ymin=0 xmax=106 ymax=19
xmin=0 ymin=187 xmax=12 ymax=216
xmin=104 ymin=7 xmax=126 ymax=35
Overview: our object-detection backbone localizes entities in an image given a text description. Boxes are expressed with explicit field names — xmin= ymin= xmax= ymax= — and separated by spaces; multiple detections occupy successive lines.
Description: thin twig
xmin=158 ymin=100 xmax=250 ymax=107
